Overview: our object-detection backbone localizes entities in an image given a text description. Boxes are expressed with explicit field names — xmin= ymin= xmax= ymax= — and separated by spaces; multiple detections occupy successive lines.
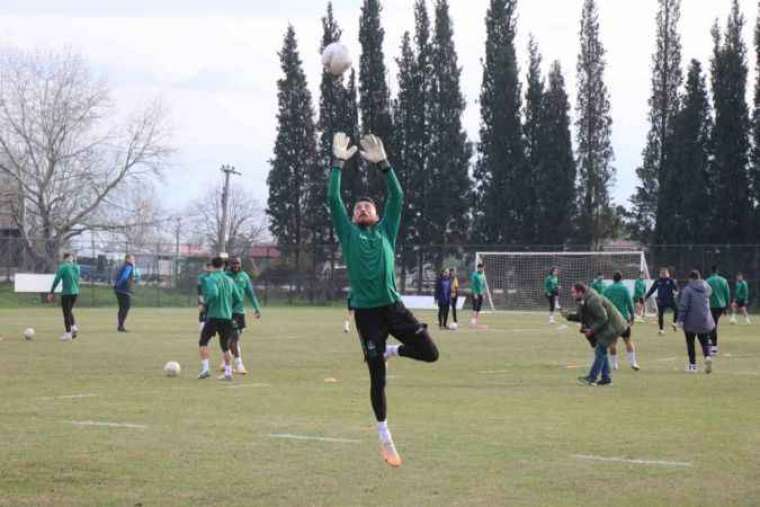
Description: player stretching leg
xmin=633 ymin=271 xmax=646 ymax=322
xmin=197 ymin=256 xmax=242 ymax=381
xmin=48 ymin=253 xmax=81 ymax=341
xmin=603 ymin=272 xmax=640 ymax=371
xmin=329 ymin=132 xmax=439 ymax=467
xmin=706 ymin=266 xmax=730 ymax=355
xmin=223 ymin=257 xmax=262 ymax=375
xmin=645 ymin=267 xmax=679 ymax=335
xmin=544 ymin=267 xmax=560 ymax=324
xmin=470 ymin=264 xmax=486 ymax=327
xmin=730 ymin=273 xmax=751 ymax=325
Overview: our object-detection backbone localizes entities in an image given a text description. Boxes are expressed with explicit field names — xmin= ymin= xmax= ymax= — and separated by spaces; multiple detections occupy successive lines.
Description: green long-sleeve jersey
xmin=603 ymin=281 xmax=634 ymax=321
xmin=590 ymin=277 xmax=606 ymax=294
xmin=471 ymin=272 xmax=486 ymax=295
xmin=544 ymin=275 xmax=559 ymax=295
xmin=706 ymin=274 xmax=730 ymax=309
xmin=633 ymin=278 xmax=646 ymax=299
xmin=201 ymin=270 xmax=242 ymax=320
xmin=328 ymin=166 xmax=403 ymax=309
xmin=226 ymin=270 xmax=261 ymax=314
xmin=735 ymin=280 xmax=749 ymax=301
xmin=50 ymin=261 xmax=80 ymax=295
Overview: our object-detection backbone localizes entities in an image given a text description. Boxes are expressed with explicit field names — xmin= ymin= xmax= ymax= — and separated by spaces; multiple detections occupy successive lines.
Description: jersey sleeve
xmin=245 ymin=276 xmax=261 ymax=313
xmin=327 ymin=168 xmax=352 ymax=246
xmin=381 ymin=168 xmax=403 ymax=246
xmin=50 ymin=267 xmax=62 ymax=293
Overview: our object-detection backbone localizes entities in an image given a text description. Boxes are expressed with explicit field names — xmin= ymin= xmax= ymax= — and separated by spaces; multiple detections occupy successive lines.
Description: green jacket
xmin=603 ymin=282 xmax=634 ymax=321
xmin=471 ymin=271 xmax=486 ymax=295
xmin=706 ymin=274 xmax=730 ymax=309
xmin=590 ymin=277 xmax=606 ymax=294
xmin=544 ymin=275 xmax=559 ymax=295
xmin=735 ymin=280 xmax=749 ymax=301
xmin=566 ymin=289 xmax=627 ymax=347
xmin=226 ymin=270 xmax=261 ymax=314
xmin=328 ymin=167 xmax=403 ymax=309
xmin=50 ymin=261 xmax=80 ymax=295
xmin=201 ymin=271 xmax=242 ymax=320
xmin=633 ymin=278 xmax=646 ymax=299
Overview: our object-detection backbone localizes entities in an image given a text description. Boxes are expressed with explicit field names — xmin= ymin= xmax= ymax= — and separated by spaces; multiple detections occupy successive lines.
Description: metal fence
xmin=0 ymin=236 xmax=758 ymax=309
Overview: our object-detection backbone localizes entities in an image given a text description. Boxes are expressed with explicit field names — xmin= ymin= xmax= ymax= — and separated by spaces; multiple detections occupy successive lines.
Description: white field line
xmin=70 ymin=420 xmax=147 ymax=429
xmin=269 ymin=433 xmax=360 ymax=444
xmin=226 ymin=383 xmax=271 ymax=389
xmin=39 ymin=393 xmax=96 ymax=401
xmin=573 ymin=454 xmax=692 ymax=467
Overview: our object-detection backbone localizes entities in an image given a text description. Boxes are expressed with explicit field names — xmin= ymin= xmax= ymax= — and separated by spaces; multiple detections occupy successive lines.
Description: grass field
xmin=1 ymin=306 xmax=759 ymax=506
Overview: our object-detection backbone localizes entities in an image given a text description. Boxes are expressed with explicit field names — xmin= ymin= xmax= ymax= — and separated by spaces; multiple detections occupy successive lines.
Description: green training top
xmin=50 ymin=261 xmax=80 ymax=295
xmin=603 ymin=281 xmax=634 ymax=321
xmin=201 ymin=270 xmax=242 ymax=320
xmin=590 ymin=277 xmax=606 ymax=294
xmin=471 ymin=271 xmax=486 ymax=296
xmin=735 ymin=280 xmax=749 ymax=301
xmin=328 ymin=166 xmax=403 ymax=309
xmin=544 ymin=274 xmax=559 ymax=295
xmin=634 ymin=278 xmax=646 ymax=299
xmin=706 ymin=274 xmax=730 ymax=309
xmin=226 ymin=270 xmax=261 ymax=314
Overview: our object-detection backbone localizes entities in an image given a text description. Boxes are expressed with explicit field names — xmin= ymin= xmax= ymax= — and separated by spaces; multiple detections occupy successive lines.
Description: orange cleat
xmin=380 ymin=439 xmax=402 ymax=467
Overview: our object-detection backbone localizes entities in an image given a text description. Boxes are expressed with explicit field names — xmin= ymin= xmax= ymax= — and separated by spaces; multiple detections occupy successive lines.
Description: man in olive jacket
xmin=565 ymin=283 xmax=628 ymax=386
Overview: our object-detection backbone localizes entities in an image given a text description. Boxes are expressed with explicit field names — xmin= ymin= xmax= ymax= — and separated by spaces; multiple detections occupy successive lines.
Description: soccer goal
xmin=475 ymin=251 xmax=655 ymax=313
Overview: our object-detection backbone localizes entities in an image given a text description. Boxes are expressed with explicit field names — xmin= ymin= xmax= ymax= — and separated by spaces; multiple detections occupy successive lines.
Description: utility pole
xmin=219 ymin=164 xmax=241 ymax=254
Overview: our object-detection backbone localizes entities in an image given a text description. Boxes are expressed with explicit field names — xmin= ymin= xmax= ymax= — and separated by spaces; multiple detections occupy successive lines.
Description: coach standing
xmin=114 ymin=254 xmax=139 ymax=332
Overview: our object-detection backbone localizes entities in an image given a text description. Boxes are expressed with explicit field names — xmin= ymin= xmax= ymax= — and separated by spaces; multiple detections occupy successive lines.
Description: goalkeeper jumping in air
xmin=328 ymin=132 xmax=439 ymax=468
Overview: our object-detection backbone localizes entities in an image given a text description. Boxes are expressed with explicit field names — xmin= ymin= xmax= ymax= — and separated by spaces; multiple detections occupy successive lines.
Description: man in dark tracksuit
xmin=329 ymin=132 xmax=439 ymax=468
xmin=435 ymin=271 xmax=452 ymax=329
xmin=645 ymin=267 xmax=679 ymax=335
xmin=114 ymin=254 xmax=139 ymax=332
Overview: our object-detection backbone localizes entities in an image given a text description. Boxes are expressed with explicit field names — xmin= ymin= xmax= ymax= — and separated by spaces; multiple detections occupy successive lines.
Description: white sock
xmin=224 ymin=364 xmax=232 ymax=376
xmin=376 ymin=420 xmax=391 ymax=442
xmin=234 ymin=357 xmax=243 ymax=367
xmin=201 ymin=359 xmax=209 ymax=372
xmin=627 ymin=351 xmax=636 ymax=365
xmin=608 ymin=354 xmax=617 ymax=365
xmin=385 ymin=344 xmax=400 ymax=358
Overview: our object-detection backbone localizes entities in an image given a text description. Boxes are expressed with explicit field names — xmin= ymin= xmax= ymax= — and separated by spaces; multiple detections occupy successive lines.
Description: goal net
xmin=475 ymin=251 xmax=655 ymax=313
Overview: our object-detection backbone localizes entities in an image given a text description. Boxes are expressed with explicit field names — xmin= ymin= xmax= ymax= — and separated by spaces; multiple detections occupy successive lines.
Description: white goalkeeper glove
xmin=333 ymin=132 xmax=358 ymax=162
xmin=359 ymin=134 xmax=388 ymax=165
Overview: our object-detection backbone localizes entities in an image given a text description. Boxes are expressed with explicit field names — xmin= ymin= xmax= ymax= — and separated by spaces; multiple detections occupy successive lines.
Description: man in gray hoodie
xmin=677 ymin=270 xmax=716 ymax=374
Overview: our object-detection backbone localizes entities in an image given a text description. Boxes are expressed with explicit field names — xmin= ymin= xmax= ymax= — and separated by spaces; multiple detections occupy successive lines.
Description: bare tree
xmin=0 ymin=47 xmax=172 ymax=270
xmin=188 ymin=183 xmax=267 ymax=258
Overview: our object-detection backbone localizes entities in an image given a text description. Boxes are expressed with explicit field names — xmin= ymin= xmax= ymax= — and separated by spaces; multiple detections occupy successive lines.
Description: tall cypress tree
xmin=750 ymin=5 xmax=760 ymax=228
xmin=522 ymin=36 xmax=544 ymax=244
xmin=710 ymin=1 xmax=752 ymax=243
xmin=576 ymin=0 xmax=614 ymax=249
xmin=267 ymin=25 xmax=318 ymax=270
xmin=661 ymin=59 xmax=713 ymax=244
xmin=474 ymin=0 xmax=525 ymax=244
xmin=358 ymin=0 xmax=395 ymax=204
xmin=632 ymin=0 xmax=682 ymax=244
xmin=534 ymin=61 xmax=577 ymax=245
xmin=427 ymin=0 xmax=472 ymax=260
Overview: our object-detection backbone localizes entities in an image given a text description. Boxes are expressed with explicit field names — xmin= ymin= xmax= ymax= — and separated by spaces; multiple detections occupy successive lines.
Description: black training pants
xmin=657 ymin=301 xmax=678 ymax=330
xmin=450 ymin=296 xmax=458 ymax=323
xmin=438 ymin=302 xmax=450 ymax=328
xmin=355 ymin=302 xmax=439 ymax=422
xmin=710 ymin=308 xmax=724 ymax=347
xmin=684 ymin=331 xmax=711 ymax=365
xmin=61 ymin=295 xmax=77 ymax=333
xmin=116 ymin=291 xmax=131 ymax=329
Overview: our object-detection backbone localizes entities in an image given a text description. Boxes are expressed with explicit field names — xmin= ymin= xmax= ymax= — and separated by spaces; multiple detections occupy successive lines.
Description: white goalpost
xmin=474 ymin=251 xmax=655 ymax=313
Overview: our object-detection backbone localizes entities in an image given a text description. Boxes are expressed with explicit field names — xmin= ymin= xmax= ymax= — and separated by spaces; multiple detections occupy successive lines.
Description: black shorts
xmin=635 ymin=297 xmax=644 ymax=305
xmin=472 ymin=294 xmax=484 ymax=312
xmin=233 ymin=313 xmax=246 ymax=331
xmin=199 ymin=318 xmax=234 ymax=347
xmin=354 ymin=302 xmax=426 ymax=361
xmin=735 ymin=299 xmax=747 ymax=308
xmin=621 ymin=327 xmax=631 ymax=340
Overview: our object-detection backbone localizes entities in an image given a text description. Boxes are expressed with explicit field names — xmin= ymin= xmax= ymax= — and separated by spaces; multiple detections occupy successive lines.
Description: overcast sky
xmin=0 ymin=0 xmax=757 ymax=213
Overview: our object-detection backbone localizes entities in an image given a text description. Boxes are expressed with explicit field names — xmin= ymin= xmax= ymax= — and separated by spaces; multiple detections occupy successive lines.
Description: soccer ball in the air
xmin=23 ymin=328 xmax=34 ymax=340
xmin=321 ymin=42 xmax=352 ymax=76
xmin=164 ymin=361 xmax=181 ymax=377
xmin=448 ymin=322 xmax=458 ymax=330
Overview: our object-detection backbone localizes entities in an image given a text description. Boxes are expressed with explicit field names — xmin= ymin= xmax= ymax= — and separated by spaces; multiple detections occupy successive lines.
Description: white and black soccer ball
xmin=448 ymin=322 xmax=458 ymax=331
xmin=164 ymin=361 xmax=181 ymax=377
xmin=321 ymin=42 xmax=352 ymax=76
xmin=23 ymin=328 xmax=34 ymax=340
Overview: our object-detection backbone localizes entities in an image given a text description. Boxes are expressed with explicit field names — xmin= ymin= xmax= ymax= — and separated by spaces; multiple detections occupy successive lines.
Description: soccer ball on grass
xmin=164 ymin=361 xmax=181 ymax=377
xmin=23 ymin=328 xmax=34 ymax=340
xmin=448 ymin=322 xmax=458 ymax=330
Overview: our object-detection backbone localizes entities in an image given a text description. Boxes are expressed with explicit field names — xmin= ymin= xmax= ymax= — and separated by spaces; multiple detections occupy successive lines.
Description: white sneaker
xmin=686 ymin=364 xmax=698 ymax=373
xmin=631 ymin=363 xmax=640 ymax=371
xmin=343 ymin=321 xmax=350 ymax=333
xmin=549 ymin=316 xmax=556 ymax=324
xmin=658 ymin=330 xmax=665 ymax=336
xmin=59 ymin=333 xmax=72 ymax=341
xmin=710 ymin=346 xmax=718 ymax=356
xmin=730 ymin=317 xmax=737 ymax=325
xmin=705 ymin=356 xmax=713 ymax=374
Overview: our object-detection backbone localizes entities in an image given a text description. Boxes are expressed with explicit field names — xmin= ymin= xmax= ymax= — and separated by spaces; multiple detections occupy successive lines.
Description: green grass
xmin=1 ymin=307 xmax=759 ymax=506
